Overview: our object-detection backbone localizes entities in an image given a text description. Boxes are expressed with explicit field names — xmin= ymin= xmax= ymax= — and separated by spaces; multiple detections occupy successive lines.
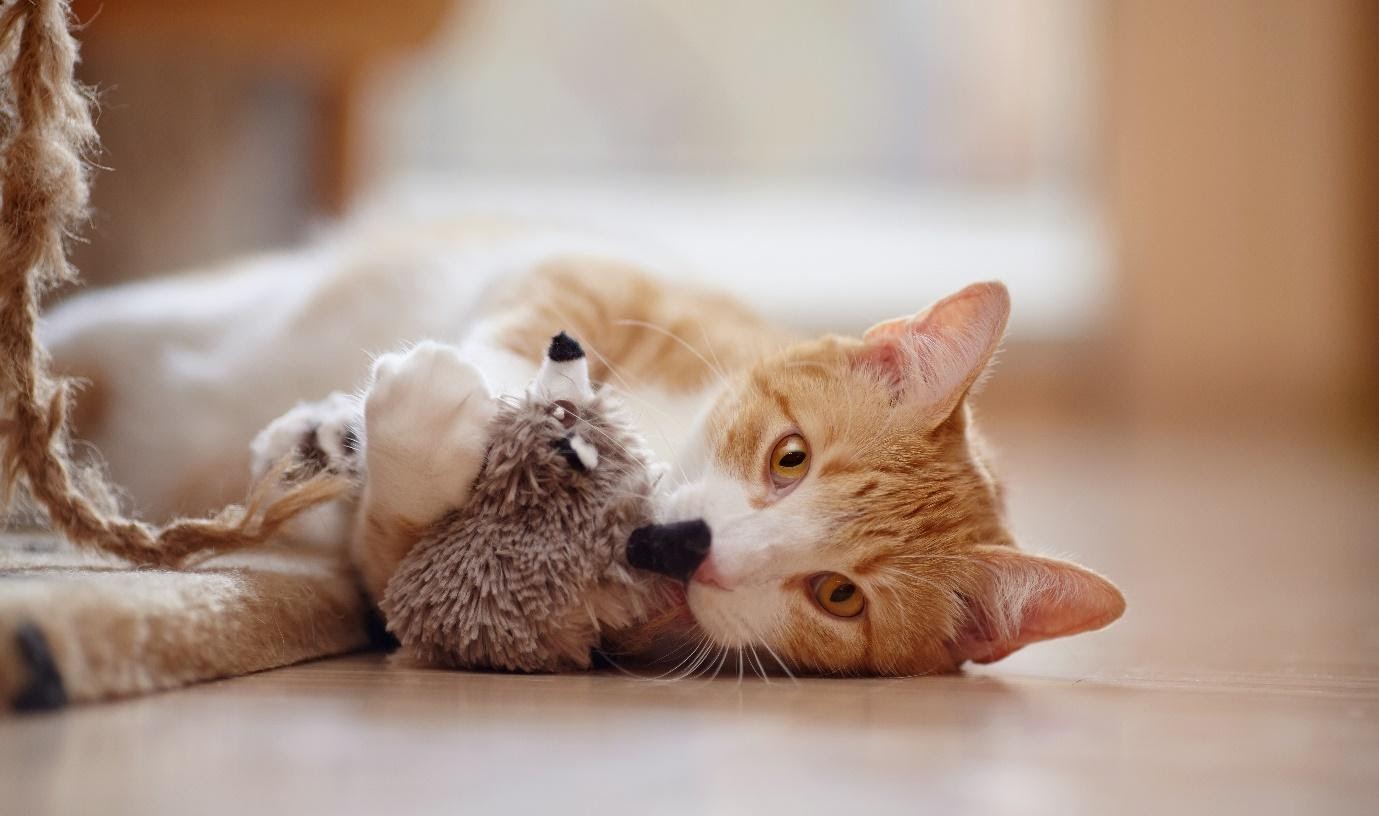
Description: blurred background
xmin=65 ymin=0 xmax=1377 ymax=441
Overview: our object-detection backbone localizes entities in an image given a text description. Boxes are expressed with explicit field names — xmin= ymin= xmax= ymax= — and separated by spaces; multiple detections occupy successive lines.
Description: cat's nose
xmin=626 ymin=520 xmax=711 ymax=582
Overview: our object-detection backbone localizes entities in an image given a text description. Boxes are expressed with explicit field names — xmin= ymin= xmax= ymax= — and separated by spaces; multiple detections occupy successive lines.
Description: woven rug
xmin=0 ymin=529 xmax=370 ymax=712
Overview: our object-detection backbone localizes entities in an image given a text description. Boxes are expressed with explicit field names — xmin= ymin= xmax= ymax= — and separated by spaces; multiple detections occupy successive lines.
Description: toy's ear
xmin=537 ymin=331 xmax=593 ymax=401
xmin=856 ymin=282 xmax=1009 ymax=422
xmin=948 ymin=545 xmax=1125 ymax=665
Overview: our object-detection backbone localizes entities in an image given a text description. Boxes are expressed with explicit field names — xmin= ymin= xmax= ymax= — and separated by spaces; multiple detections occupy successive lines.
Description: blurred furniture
xmin=71 ymin=0 xmax=453 ymax=211
xmin=65 ymin=0 xmax=453 ymax=286
xmin=1104 ymin=0 xmax=1379 ymax=432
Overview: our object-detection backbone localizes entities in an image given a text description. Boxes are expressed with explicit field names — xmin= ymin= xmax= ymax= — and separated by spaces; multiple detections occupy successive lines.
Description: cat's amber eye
xmin=769 ymin=434 xmax=810 ymax=484
xmin=810 ymin=572 xmax=866 ymax=618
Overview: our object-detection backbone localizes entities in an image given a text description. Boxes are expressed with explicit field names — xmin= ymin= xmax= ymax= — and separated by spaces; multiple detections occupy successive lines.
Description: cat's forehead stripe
xmin=713 ymin=399 xmax=770 ymax=477
xmin=851 ymin=478 xmax=880 ymax=498
xmin=765 ymin=387 xmax=795 ymax=425
xmin=814 ymin=456 xmax=870 ymax=479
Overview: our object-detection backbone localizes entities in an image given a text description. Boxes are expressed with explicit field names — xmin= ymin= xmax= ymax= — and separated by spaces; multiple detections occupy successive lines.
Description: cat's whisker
xmin=541 ymin=306 xmax=691 ymax=484
xmin=693 ymin=317 xmax=730 ymax=388
xmin=748 ymin=644 xmax=771 ymax=684
xmin=717 ymin=612 xmax=772 ymax=680
xmin=596 ymin=384 xmax=692 ymax=486
xmin=685 ymin=634 xmax=725 ymax=681
xmin=625 ymin=621 xmax=706 ymax=682
xmin=693 ymin=645 xmax=721 ymax=681
xmin=614 ymin=318 xmax=728 ymax=386
xmin=592 ymin=379 xmax=675 ymax=424
xmin=649 ymin=629 xmax=702 ymax=669
xmin=593 ymin=649 xmax=646 ymax=679
xmin=595 ymin=487 xmax=661 ymax=504
xmin=651 ymin=633 xmax=710 ymax=681
xmin=670 ymin=639 xmax=711 ymax=683
xmin=756 ymin=636 xmax=796 ymax=682
xmin=574 ymin=420 xmax=648 ymax=471
xmin=665 ymin=645 xmax=699 ymax=683
xmin=708 ymin=644 xmax=731 ymax=681
xmin=683 ymin=636 xmax=721 ymax=681
xmin=739 ymin=609 xmax=794 ymax=686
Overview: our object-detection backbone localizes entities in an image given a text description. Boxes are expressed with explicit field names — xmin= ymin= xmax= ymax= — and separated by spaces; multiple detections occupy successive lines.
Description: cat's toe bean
xmin=365 ymin=342 xmax=492 ymax=434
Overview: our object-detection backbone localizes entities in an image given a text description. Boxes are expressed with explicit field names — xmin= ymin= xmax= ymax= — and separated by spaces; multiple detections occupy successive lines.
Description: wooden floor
xmin=3 ymin=419 xmax=1377 ymax=814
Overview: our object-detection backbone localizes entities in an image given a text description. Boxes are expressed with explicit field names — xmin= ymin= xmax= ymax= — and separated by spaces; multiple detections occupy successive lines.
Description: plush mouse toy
xmin=381 ymin=333 xmax=687 ymax=672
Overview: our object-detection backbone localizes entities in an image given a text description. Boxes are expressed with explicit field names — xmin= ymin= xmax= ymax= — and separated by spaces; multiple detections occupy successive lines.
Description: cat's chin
xmin=601 ymin=579 xmax=698 ymax=660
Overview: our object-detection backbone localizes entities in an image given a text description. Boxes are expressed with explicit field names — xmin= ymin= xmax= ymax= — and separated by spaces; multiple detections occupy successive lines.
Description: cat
xmin=43 ymin=218 xmax=1124 ymax=676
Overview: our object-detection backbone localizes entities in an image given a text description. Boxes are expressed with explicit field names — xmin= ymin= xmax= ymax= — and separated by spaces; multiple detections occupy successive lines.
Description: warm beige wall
xmin=1103 ymin=0 xmax=1376 ymax=432
xmin=64 ymin=1 xmax=454 ymax=287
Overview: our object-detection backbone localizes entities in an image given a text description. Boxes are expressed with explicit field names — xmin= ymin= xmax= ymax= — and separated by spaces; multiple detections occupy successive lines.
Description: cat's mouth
xmin=660 ymin=580 xmax=690 ymax=613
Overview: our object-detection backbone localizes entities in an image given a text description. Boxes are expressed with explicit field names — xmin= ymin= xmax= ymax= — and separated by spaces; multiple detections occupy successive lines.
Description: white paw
xmin=250 ymin=391 xmax=361 ymax=481
xmin=363 ymin=341 xmax=497 ymax=526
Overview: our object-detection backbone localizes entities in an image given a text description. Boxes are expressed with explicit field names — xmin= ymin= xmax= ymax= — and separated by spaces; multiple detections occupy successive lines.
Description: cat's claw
xmin=363 ymin=341 xmax=497 ymax=527
xmin=250 ymin=391 xmax=362 ymax=482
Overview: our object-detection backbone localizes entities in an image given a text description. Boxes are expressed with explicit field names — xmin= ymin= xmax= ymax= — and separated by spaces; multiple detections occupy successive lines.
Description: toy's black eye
xmin=550 ymin=433 xmax=599 ymax=472
xmin=551 ymin=400 xmax=578 ymax=429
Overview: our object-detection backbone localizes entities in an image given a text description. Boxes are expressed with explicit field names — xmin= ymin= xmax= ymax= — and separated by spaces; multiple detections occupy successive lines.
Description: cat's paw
xmin=250 ymin=391 xmax=362 ymax=482
xmin=363 ymin=341 xmax=497 ymax=526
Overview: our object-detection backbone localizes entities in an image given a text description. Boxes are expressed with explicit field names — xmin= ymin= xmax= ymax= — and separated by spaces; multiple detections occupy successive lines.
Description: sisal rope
xmin=0 ymin=0 xmax=347 ymax=567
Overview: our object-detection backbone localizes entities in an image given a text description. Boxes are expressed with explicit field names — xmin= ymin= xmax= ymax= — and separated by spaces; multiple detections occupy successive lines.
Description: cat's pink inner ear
xmin=859 ymin=281 xmax=1011 ymax=417
xmin=950 ymin=546 xmax=1126 ymax=665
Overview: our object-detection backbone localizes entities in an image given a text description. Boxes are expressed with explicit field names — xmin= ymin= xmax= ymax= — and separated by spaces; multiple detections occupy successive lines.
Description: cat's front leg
xmin=361 ymin=341 xmax=497 ymax=525
xmin=354 ymin=341 xmax=497 ymax=601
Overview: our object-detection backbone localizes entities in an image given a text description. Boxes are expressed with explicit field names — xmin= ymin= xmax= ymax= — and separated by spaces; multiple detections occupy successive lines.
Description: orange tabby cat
xmin=47 ymin=223 xmax=1124 ymax=676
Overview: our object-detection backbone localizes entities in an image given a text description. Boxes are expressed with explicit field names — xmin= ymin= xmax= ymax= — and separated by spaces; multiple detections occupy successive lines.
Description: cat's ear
xmin=858 ymin=281 xmax=1010 ymax=420
xmin=949 ymin=545 xmax=1125 ymax=664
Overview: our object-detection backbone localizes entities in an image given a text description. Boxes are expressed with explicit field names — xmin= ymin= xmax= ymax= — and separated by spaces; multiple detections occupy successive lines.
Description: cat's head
xmin=630 ymin=282 xmax=1124 ymax=676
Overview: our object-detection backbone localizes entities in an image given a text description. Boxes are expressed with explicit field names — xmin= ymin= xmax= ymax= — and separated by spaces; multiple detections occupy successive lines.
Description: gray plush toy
xmin=380 ymin=333 xmax=688 ymax=672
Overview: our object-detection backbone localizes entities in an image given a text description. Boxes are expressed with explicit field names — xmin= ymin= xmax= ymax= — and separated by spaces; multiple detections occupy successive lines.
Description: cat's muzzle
xmin=626 ymin=520 xmax=711 ymax=583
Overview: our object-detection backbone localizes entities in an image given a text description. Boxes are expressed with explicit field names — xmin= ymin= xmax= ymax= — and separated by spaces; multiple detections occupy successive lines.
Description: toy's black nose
xmin=626 ymin=520 xmax=711 ymax=582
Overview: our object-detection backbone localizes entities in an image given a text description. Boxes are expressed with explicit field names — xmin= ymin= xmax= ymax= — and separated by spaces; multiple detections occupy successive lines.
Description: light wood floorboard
xmin=4 ymin=420 xmax=1376 ymax=814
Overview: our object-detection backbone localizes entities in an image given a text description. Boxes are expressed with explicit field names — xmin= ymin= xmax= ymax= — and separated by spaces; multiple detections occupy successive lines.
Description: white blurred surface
xmin=370 ymin=177 xmax=1108 ymax=339
xmin=367 ymin=0 xmax=1096 ymax=185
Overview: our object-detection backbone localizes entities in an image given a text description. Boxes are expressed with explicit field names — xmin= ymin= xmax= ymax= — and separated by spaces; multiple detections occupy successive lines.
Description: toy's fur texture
xmin=381 ymin=335 xmax=666 ymax=672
